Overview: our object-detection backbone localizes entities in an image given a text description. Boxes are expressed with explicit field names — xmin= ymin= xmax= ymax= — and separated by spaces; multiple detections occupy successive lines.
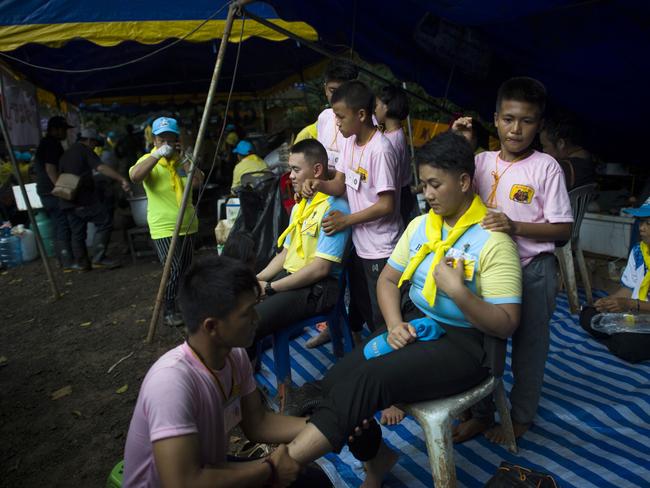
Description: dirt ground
xmin=0 ymin=252 xmax=188 ymax=488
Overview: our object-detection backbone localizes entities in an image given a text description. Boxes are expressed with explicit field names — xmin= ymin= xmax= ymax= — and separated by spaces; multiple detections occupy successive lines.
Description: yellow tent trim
xmin=0 ymin=19 xmax=318 ymax=52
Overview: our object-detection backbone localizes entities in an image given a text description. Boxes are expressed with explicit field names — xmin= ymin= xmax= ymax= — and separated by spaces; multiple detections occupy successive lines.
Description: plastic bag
xmin=226 ymin=171 xmax=288 ymax=272
xmin=591 ymin=313 xmax=650 ymax=335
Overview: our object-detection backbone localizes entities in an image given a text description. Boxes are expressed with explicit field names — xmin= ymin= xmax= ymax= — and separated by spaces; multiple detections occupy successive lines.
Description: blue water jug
xmin=0 ymin=226 xmax=23 ymax=268
xmin=363 ymin=317 xmax=446 ymax=359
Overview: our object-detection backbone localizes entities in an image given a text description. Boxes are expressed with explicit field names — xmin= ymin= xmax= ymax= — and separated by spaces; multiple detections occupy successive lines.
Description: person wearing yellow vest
xmin=277 ymin=132 xmax=522 ymax=486
xmin=578 ymin=200 xmax=650 ymax=362
xmin=294 ymin=121 xmax=318 ymax=144
xmin=230 ymin=140 xmax=268 ymax=191
xmin=129 ymin=117 xmax=204 ymax=327
xmin=252 ymin=139 xmax=351 ymax=366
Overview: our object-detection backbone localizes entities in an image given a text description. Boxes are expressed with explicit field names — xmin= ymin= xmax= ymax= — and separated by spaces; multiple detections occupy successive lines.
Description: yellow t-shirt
xmin=282 ymin=195 xmax=351 ymax=277
xmin=130 ymin=154 xmax=199 ymax=239
xmin=388 ymin=214 xmax=521 ymax=327
xmin=294 ymin=122 xmax=318 ymax=143
xmin=231 ymin=154 xmax=268 ymax=190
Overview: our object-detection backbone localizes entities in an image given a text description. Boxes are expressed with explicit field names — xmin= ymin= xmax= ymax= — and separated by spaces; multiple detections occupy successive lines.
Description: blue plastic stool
xmin=270 ymin=273 xmax=352 ymax=410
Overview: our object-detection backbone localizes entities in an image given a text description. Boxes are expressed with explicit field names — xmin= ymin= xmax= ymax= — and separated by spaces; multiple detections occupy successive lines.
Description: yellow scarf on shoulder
xmin=398 ymin=194 xmax=488 ymax=306
xmin=639 ymin=242 xmax=650 ymax=301
xmin=157 ymin=156 xmax=184 ymax=206
xmin=277 ymin=192 xmax=329 ymax=257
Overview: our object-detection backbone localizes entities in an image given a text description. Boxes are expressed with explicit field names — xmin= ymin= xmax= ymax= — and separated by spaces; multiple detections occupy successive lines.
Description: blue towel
xmin=363 ymin=317 xmax=446 ymax=359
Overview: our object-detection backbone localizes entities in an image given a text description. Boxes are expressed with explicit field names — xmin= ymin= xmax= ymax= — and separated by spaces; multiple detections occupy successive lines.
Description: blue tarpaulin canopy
xmin=0 ymin=1 xmax=648 ymax=161
xmin=0 ymin=1 xmax=321 ymax=101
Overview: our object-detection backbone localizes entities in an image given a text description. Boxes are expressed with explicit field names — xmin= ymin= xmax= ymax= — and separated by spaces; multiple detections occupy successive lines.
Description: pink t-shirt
xmin=384 ymin=128 xmax=412 ymax=188
xmin=317 ymin=108 xmax=347 ymax=170
xmin=122 ymin=343 xmax=256 ymax=488
xmin=335 ymin=130 xmax=402 ymax=259
xmin=474 ymin=150 xmax=573 ymax=266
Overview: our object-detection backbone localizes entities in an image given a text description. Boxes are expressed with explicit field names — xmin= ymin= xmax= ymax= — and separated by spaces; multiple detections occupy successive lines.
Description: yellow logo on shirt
xmin=509 ymin=184 xmax=535 ymax=204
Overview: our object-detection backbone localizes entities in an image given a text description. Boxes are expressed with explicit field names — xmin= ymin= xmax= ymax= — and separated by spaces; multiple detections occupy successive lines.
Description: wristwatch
xmin=265 ymin=282 xmax=276 ymax=296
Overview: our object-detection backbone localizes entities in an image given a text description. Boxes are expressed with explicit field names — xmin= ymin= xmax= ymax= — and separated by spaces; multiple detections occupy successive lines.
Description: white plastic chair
xmin=402 ymin=335 xmax=517 ymax=488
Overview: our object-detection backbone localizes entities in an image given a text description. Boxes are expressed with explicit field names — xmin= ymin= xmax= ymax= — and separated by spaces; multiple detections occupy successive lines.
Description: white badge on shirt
xmin=223 ymin=396 xmax=242 ymax=433
xmin=445 ymin=247 xmax=477 ymax=281
xmin=345 ymin=168 xmax=360 ymax=190
xmin=326 ymin=149 xmax=340 ymax=167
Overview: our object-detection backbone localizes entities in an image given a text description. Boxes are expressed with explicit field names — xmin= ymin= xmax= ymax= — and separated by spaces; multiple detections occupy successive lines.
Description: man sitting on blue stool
xmin=253 ymin=139 xmax=351 ymax=366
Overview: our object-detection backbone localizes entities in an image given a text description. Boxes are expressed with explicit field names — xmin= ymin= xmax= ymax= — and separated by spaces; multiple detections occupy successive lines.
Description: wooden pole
xmin=146 ymin=1 xmax=242 ymax=343
xmin=402 ymin=81 xmax=417 ymax=186
xmin=0 ymin=113 xmax=60 ymax=300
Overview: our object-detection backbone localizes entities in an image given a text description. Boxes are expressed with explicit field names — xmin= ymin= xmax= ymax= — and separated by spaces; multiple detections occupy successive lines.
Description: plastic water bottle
xmin=364 ymin=317 xmax=446 ymax=359
xmin=0 ymin=226 xmax=23 ymax=268
xmin=591 ymin=313 xmax=650 ymax=335
xmin=13 ymin=225 xmax=37 ymax=261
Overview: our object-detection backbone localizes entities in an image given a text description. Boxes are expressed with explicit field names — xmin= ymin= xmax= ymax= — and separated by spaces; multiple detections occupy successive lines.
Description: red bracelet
xmin=262 ymin=457 xmax=277 ymax=487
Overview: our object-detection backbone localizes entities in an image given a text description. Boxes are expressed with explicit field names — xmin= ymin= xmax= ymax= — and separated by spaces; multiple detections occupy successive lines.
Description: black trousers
xmin=153 ymin=234 xmax=194 ymax=310
xmin=254 ymin=272 xmax=339 ymax=342
xmin=309 ymin=302 xmax=489 ymax=460
xmin=65 ymin=200 xmax=113 ymax=259
xmin=580 ymin=306 xmax=650 ymax=363
xmin=40 ymin=194 xmax=71 ymax=242
xmin=348 ymin=250 xmax=387 ymax=333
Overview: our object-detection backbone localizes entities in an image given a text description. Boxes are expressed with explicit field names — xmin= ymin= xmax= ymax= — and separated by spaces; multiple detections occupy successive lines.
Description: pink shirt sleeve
xmin=143 ymin=367 xmax=199 ymax=443
xmin=335 ymin=136 xmax=348 ymax=174
xmin=542 ymin=163 xmax=574 ymax=223
xmin=372 ymin=139 xmax=398 ymax=194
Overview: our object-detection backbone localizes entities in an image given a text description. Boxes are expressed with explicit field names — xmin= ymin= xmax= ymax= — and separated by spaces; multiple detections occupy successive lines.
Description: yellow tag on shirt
xmin=357 ymin=167 xmax=368 ymax=182
xmin=509 ymin=184 xmax=535 ymax=204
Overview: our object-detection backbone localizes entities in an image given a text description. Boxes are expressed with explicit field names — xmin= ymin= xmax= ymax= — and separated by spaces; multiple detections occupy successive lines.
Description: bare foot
xmin=361 ymin=441 xmax=399 ymax=488
xmin=452 ymin=417 xmax=493 ymax=443
xmin=380 ymin=405 xmax=405 ymax=426
xmin=456 ymin=408 xmax=472 ymax=423
xmin=484 ymin=421 xmax=530 ymax=444
xmin=306 ymin=326 xmax=330 ymax=348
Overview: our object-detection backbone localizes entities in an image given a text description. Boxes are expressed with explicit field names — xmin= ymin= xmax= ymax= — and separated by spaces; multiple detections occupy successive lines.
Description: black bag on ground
xmin=225 ymin=171 xmax=288 ymax=272
xmin=484 ymin=462 xmax=558 ymax=487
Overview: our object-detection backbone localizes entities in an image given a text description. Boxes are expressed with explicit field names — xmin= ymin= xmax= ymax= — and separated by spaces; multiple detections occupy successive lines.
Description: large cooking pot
xmin=128 ymin=196 xmax=148 ymax=227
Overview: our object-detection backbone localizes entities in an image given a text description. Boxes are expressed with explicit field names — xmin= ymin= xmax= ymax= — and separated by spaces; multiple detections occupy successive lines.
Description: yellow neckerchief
xmin=276 ymin=192 xmax=329 ymax=257
xmin=156 ymin=155 xmax=184 ymax=206
xmin=398 ymin=194 xmax=488 ymax=306
xmin=639 ymin=242 xmax=650 ymax=301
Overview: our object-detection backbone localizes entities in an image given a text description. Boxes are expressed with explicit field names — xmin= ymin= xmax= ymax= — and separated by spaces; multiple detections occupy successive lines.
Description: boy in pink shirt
xmin=452 ymin=77 xmax=573 ymax=443
xmin=375 ymin=85 xmax=415 ymax=227
xmin=304 ymin=80 xmax=402 ymax=344
xmin=316 ymin=60 xmax=359 ymax=171
xmin=123 ymin=256 xmax=328 ymax=487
